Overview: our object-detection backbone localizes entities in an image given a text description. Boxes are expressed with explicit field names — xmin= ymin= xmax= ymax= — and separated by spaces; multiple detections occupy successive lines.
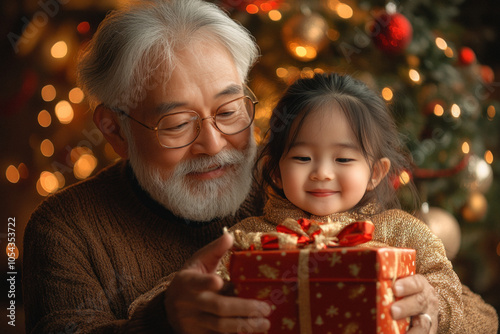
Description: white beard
xmin=128 ymin=138 xmax=256 ymax=222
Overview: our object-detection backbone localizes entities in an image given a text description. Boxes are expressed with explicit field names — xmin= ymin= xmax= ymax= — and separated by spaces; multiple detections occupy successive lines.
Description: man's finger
xmin=391 ymin=275 xmax=438 ymax=333
xmin=197 ymin=291 xmax=272 ymax=318
xmin=393 ymin=275 xmax=427 ymax=298
xmin=176 ymin=270 xmax=225 ymax=292
xmin=183 ymin=231 xmax=234 ymax=274
xmin=391 ymin=291 xmax=428 ymax=319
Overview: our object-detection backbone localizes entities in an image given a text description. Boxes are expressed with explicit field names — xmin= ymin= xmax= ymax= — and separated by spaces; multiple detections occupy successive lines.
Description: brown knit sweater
xmin=22 ymin=161 xmax=264 ymax=333
xmin=23 ymin=161 xmax=498 ymax=333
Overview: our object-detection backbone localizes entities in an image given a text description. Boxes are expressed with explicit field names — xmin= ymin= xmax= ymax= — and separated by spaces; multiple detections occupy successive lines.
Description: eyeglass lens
xmin=156 ymin=96 xmax=254 ymax=148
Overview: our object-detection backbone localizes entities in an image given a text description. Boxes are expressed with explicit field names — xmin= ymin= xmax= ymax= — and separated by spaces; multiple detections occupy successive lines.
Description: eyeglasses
xmin=113 ymin=86 xmax=258 ymax=149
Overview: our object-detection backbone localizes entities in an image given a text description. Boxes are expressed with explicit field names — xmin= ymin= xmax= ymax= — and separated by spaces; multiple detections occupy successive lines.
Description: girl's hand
xmin=391 ymin=274 xmax=439 ymax=334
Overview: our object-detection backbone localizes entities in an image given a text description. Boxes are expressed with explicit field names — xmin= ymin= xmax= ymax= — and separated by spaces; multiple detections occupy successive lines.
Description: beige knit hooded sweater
xmin=229 ymin=195 xmax=499 ymax=333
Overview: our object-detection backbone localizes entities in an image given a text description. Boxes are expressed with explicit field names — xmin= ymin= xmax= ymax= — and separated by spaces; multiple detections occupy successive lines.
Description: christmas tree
xmin=1 ymin=1 xmax=499 ymax=330
xmin=215 ymin=0 xmax=499 ymax=308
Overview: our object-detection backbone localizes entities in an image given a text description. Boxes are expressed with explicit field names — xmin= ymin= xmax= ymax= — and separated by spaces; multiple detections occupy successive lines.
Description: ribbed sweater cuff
xmin=121 ymin=291 xmax=175 ymax=334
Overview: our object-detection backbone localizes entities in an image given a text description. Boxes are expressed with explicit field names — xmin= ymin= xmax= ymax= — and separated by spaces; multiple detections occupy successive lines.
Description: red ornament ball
xmin=480 ymin=65 xmax=495 ymax=83
xmin=458 ymin=47 xmax=476 ymax=66
xmin=370 ymin=12 xmax=413 ymax=54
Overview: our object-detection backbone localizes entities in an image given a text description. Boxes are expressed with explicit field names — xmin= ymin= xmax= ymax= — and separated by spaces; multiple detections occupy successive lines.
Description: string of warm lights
xmin=5 ymin=1 xmax=497 ymax=200
xmin=3 ymin=0 xmax=500 ymax=267
xmin=4 ymin=17 xmax=110 ymax=196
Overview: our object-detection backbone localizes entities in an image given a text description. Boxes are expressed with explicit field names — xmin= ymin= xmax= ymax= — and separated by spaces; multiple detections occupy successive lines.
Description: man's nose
xmin=190 ymin=117 xmax=227 ymax=155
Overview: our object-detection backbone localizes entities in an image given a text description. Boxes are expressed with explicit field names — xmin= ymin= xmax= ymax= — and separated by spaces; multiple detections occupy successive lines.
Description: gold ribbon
xmin=298 ymin=249 xmax=312 ymax=334
xmin=391 ymin=251 xmax=401 ymax=334
xmin=232 ymin=229 xmax=299 ymax=250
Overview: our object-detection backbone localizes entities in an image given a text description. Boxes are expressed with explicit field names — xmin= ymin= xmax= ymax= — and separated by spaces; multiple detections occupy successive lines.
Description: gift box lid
xmin=230 ymin=247 xmax=416 ymax=282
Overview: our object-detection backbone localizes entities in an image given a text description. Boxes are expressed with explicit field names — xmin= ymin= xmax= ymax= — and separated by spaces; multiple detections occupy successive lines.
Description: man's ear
xmin=93 ymin=105 xmax=129 ymax=159
xmin=367 ymin=157 xmax=391 ymax=191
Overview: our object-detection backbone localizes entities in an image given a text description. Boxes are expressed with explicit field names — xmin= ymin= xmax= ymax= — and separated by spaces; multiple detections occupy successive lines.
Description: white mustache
xmin=176 ymin=149 xmax=246 ymax=175
xmin=129 ymin=138 xmax=257 ymax=221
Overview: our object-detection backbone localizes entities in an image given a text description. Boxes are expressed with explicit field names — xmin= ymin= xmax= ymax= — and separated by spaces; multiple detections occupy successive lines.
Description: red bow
xmin=336 ymin=220 xmax=375 ymax=246
xmin=239 ymin=218 xmax=374 ymax=251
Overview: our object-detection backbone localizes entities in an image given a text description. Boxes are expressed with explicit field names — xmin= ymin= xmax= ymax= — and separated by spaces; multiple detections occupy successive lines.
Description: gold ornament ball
xmin=462 ymin=191 xmax=488 ymax=222
xmin=282 ymin=13 xmax=329 ymax=61
xmin=421 ymin=206 xmax=461 ymax=260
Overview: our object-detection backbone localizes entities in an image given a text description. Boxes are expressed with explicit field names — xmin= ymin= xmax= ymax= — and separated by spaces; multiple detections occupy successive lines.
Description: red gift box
xmin=229 ymin=220 xmax=416 ymax=334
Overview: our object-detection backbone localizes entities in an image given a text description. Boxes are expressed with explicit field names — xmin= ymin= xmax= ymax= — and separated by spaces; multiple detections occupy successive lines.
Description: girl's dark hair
xmin=258 ymin=72 xmax=417 ymax=212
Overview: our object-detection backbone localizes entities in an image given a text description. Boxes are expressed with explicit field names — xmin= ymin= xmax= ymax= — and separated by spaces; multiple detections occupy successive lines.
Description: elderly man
xmin=23 ymin=0 xmax=497 ymax=333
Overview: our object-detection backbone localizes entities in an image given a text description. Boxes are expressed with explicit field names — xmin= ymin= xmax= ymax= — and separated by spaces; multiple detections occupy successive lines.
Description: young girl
xmin=229 ymin=73 xmax=464 ymax=332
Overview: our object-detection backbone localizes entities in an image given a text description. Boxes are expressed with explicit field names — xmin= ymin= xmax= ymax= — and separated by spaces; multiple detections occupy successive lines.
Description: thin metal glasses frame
xmin=111 ymin=85 xmax=258 ymax=149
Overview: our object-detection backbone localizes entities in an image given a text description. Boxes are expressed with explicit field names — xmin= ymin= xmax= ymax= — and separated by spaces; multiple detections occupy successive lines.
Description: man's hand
xmin=164 ymin=232 xmax=271 ymax=334
xmin=391 ymin=274 xmax=439 ymax=334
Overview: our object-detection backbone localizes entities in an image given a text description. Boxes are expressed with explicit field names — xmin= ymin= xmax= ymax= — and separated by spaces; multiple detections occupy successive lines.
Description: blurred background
xmin=1 ymin=0 xmax=499 ymax=332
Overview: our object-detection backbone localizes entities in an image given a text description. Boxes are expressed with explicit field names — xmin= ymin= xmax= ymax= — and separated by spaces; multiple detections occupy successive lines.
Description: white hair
xmin=77 ymin=0 xmax=259 ymax=110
